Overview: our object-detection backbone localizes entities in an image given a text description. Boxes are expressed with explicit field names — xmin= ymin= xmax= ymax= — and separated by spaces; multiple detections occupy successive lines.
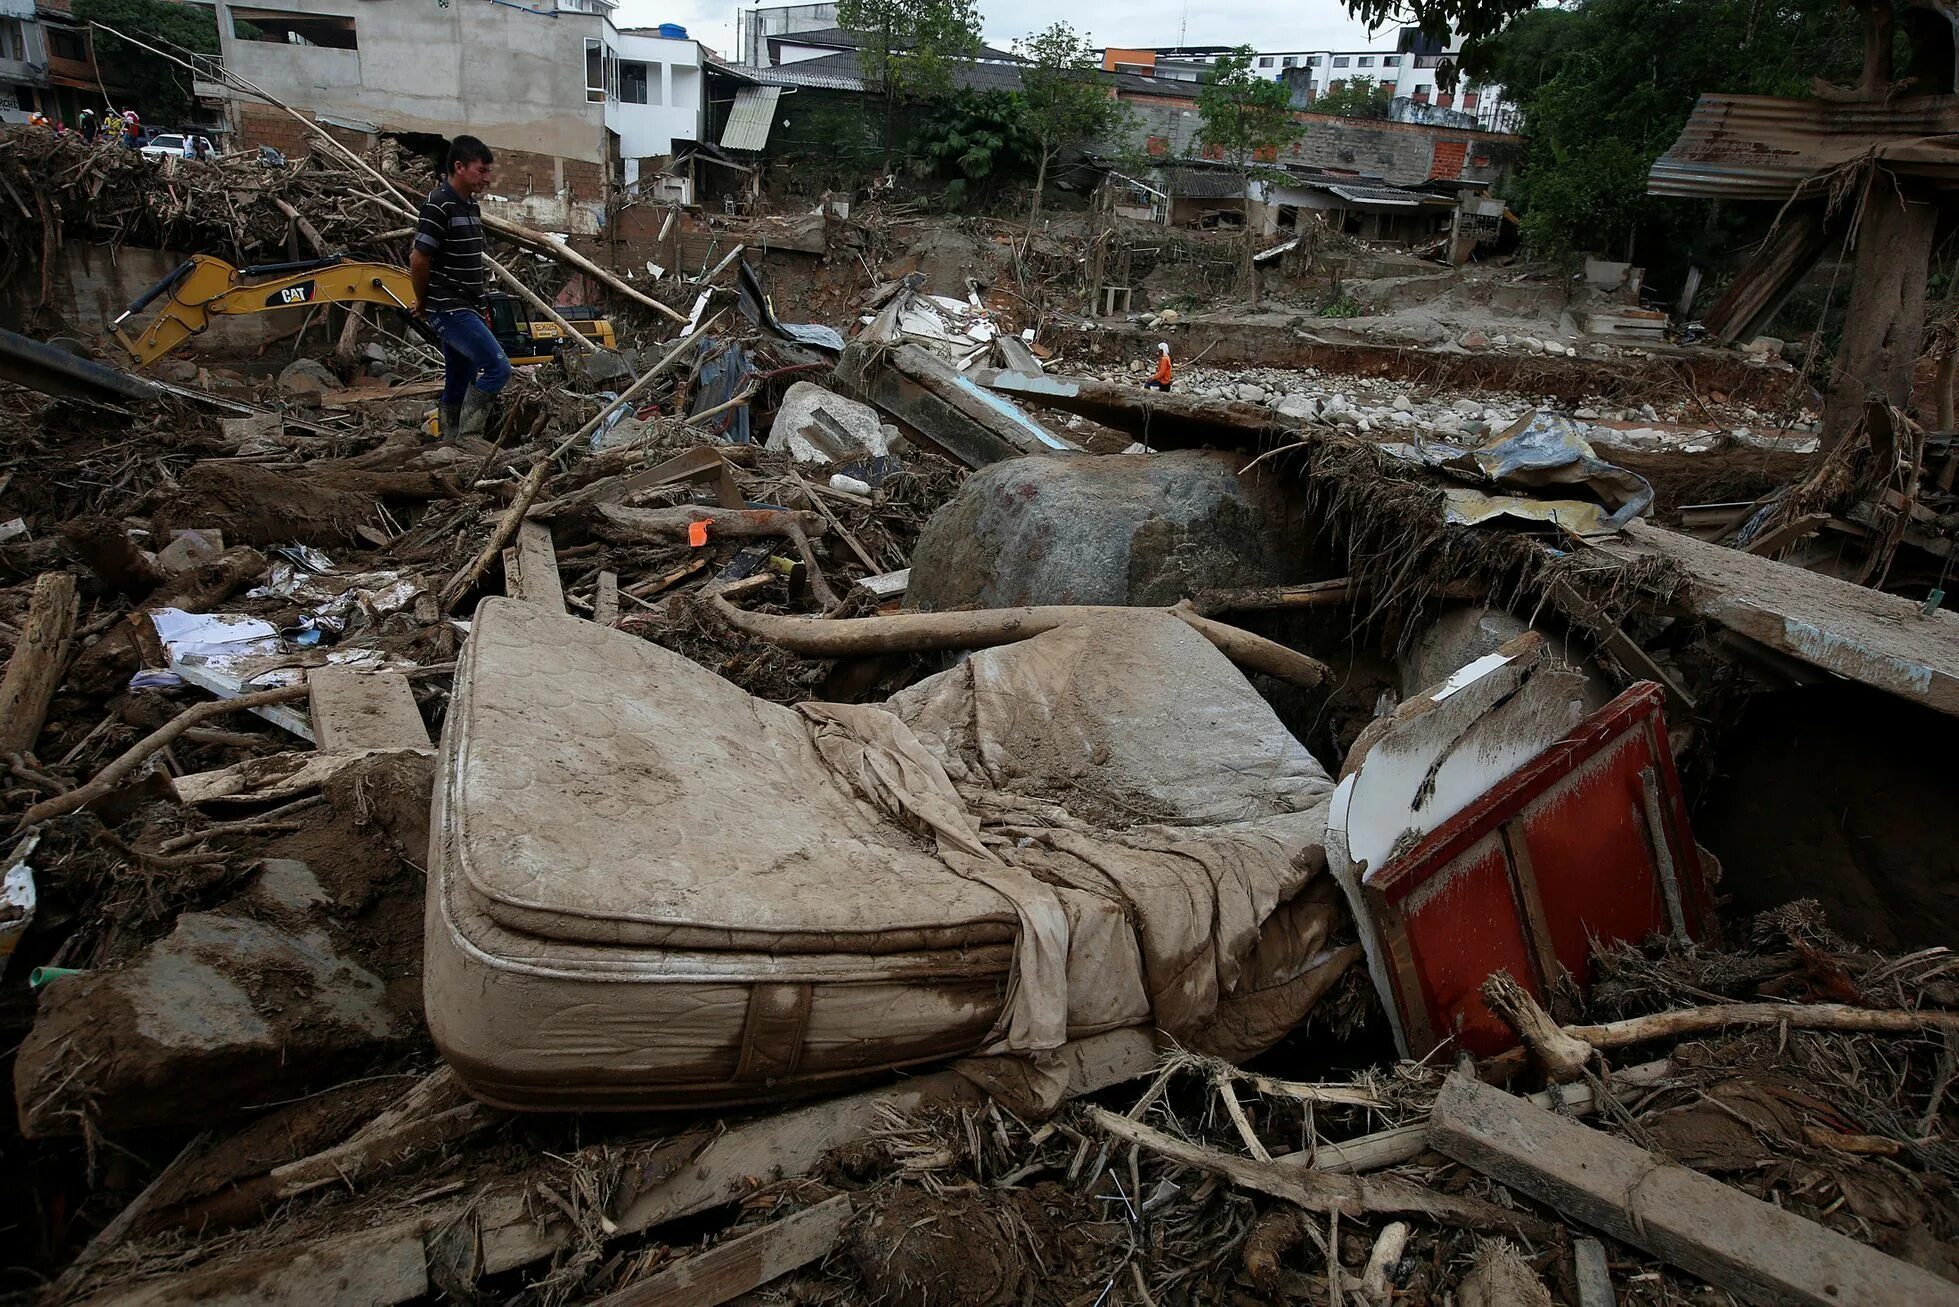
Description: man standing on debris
xmin=411 ymin=135 xmax=510 ymax=440
xmin=1144 ymin=341 xmax=1173 ymax=391
xmin=77 ymin=108 xmax=96 ymax=144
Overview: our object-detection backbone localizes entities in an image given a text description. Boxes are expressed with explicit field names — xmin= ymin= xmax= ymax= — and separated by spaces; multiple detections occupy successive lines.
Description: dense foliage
xmin=1017 ymin=22 xmax=1125 ymax=222
xmin=1313 ymin=74 xmax=1394 ymax=119
xmin=1468 ymin=0 xmax=1865 ymax=262
xmin=73 ymin=0 xmax=222 ymax=125
xmin=839 ymin=0 xmax=984 ymax=166
xmin=914 ymin=88 xmax=1037 ymax=205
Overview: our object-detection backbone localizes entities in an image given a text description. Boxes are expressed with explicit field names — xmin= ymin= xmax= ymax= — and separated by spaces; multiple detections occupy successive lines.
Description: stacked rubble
xmin=1 ymin=125 xmax=1956 ymax=1307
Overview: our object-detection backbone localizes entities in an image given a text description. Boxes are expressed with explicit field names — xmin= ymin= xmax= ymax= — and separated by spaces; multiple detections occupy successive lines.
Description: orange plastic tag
xmin=687 ymin=520 xmax=709 ymax=548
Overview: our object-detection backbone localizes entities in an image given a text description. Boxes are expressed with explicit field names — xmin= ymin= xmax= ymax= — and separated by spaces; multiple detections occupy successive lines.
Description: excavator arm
xmin=111 ymin=253 xmax=437 ymax=369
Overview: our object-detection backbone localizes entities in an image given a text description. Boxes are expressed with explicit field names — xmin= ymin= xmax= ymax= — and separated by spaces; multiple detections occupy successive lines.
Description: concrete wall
xmin=1 ymin=244 xmax=282 ymax=352
xmin=606 ymin=31 xmax=700 ymax=160
xmin=213 ymin=0 xmax=607 ymax=162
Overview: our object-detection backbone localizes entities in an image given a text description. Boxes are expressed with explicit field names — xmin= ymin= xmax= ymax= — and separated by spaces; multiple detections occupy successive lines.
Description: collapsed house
xmin=1 ymin=120 xmax=1956 ymax=1307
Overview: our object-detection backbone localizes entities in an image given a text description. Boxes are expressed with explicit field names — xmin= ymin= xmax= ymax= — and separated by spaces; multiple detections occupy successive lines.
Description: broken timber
xmin=835 ymin=342 xmax=1078 ymax=469
xmin=590 ymin=1194 xmax=855 ymax=1307
xmin=1599 ymin=521 xmax=1959 ymax=718
xmin=0 ymin=571 xmax=78 ymax=755
xmin=1429 ymin=1072 xmax=1959 ymax=1306
xmin=973 ymin=368 xmax=1298 ymax=451
xmin=306 ymin=668 xmax=429 ymax=752
xmin=508 ymin=521 xmax=567 ymax=613
xmin=80 ymin=1029 xmax=1157 ymax=1306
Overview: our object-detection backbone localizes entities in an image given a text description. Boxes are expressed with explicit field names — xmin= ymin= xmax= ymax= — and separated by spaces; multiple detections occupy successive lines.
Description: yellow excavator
xmin=110 ymin=253 xmax=615 ymax=369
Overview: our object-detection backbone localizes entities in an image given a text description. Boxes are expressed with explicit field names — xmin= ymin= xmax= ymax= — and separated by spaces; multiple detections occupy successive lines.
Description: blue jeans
xmin=430 ymin=307 xmax=511 ymax=409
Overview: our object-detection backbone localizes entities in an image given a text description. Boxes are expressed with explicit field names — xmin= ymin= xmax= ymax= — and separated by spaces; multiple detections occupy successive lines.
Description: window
xmin=1382 ymin=55 xmax=1399 ymax=67
xmin=47 ymin=28 xmax=87 ymax=61
xmin=2 ymin=19 xmax=25 ymax=61
xmin=585 ymin=36 xmax=605 ymax=102
xmin=1357 ymin=55 xmax=1373 ymax=67
xmin=231 ymin=10 xmax=358 ymax=49
xmin=620 ymin=61 xmax=649 ymax=104
xmin=1332 ymin=55 xmax=1350 ymax=68
xmin=1281 ymin=55 xmax=1295 ymax=67
xmin=1307 ymin=55 xmax=1322 ymax=65
xmin=1258 ymin=56 xmax=1273 ymax=68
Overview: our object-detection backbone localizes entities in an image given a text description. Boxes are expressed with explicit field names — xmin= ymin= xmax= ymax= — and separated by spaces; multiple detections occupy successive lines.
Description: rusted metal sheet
xmin=1362 ymin=684 xmax=1716 ymax=1059
xmin=1649 ymin=93 xmax=1959 ymax=199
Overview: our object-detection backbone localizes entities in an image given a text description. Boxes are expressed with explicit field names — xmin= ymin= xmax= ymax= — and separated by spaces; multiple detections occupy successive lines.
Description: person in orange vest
xmin=1144 ymin=341 xmax=1173 ymax=391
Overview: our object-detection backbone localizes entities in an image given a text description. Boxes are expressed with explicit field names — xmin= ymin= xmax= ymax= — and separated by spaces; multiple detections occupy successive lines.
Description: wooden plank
xmin=594 ymin=571 xmax=619 ymax=626
xmin=0 ymin=571 xmax=77 ymax=754
xmin=856 ymin=569 xmax=910 ymax=601
xmin=1599 ymin=520 xmax=1959 ymax=719
xmin=1573 ymin=1237 xmax=1613 ymax=1307
xmin=592 ymin=1195 xmax=854 ymax=1307
xmin=1429 ymin=1072 xmax=1959 ymax=1307
xmin=307 ymin=668 xmax=429 ymax=753
xmin=1743 ymin=512 xmax=1831 ymax=556
xmin=513 ymin=521 xmax=566 ymax=613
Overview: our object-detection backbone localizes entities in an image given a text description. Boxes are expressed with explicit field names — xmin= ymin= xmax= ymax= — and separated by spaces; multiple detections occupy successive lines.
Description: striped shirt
xmin=415 ymin=181 xmax=486 ymax=311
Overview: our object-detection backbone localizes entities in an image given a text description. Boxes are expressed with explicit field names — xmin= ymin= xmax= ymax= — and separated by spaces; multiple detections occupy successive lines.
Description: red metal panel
xmin=1364 ymin=683 xmax=1714 ymax=1058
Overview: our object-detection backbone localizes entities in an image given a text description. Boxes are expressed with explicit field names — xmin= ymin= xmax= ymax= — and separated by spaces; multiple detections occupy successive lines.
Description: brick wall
xmin=561 ymin=158 xmax=604 ymax=202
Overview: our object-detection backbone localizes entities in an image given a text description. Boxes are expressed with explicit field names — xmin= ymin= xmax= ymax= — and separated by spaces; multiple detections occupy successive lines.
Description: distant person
xmin=410 ymin=135 xmax=509 ymax=441
xmin=27 ymin=111 xmax=48 ymax=128
xmin=1143 ymin=341 xmax=1173 ymax=391
xmin=121 ymin=109 xmax=141 ymax=148
xmin=192 ymin=136 xmax=212 ymax=162
xmin=78 ymin=108 xmax=97 ymax=143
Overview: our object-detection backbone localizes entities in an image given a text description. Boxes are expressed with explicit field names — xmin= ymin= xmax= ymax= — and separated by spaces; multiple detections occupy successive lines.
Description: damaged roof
xmin=1650 ymin=93 xmax=1959 ymax=199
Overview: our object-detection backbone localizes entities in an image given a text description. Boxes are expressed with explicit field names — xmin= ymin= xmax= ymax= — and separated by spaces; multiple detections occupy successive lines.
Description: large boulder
xmin=14 ymin=861 xmax=407 ymax=1137
xmin=907 ymin=451 xmax=1311 ymax=611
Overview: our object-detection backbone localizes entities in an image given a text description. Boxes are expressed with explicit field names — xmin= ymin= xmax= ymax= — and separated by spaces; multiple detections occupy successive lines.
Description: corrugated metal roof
xmin=1154 ymin=167 xmax=1246 ymax=199
xmin=1650 ymin=93 xmax=1959 ymax=199
xmin=720 ymin=85 xmax=781 ymax=152
xmin=1328 ymin=182 xmax=1428 ymax=206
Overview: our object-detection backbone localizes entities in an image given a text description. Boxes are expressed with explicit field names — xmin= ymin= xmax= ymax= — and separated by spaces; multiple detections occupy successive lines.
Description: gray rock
xmin=276 ymin=358 xmax=337 ymax=398
xmin=361 ymin=341 xmax=389 ymax=364
xmin=14 ymin=883 xmax=406 ymax=1136
xmin=1392 ymin=395 xmax=1413 ymax=412
xmin=1275 ymin=394 xmax=1319 ymax=421
xmin=1458 ymin=329 xmax=1491 ymax=350
xmin=1574 ymin=408 xmax=1600 ymax=421
xmin=768 ymin=381 xmax=889 ymax=464
xmin=1400 ymin=605 xmax=1612 ymax=709
xmin=563 ymin=347 xmax=636 ymax=389
xmin=907 ymin=450 xmax=1312 ymax=611
xmin=1235 ymin=384 xmax=1268 ymax=404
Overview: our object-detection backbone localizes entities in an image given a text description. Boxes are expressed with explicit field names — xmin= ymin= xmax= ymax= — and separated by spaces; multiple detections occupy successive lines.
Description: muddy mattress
xmin=428 ymin=600 xmax=1340 ymax=1110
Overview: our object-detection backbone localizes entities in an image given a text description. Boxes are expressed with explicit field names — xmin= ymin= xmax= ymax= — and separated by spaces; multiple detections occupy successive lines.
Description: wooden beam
xmin=1742 ymin=512 xmax=1831 ymax=556
xmin=306 ymin=668 xmax=429 ymax=752
xmin=591 ymin=1195 xmax=854 ymax=1307
xmin=511 ymin=521 xmax=567 ymax=614
xmin=594 ymin=571 xmax=619 ymax=627
xmin=0 ymin=571 xmax=77 ymax=755
xmin=1428 ymin=1072 xmax=1959 ymax=1306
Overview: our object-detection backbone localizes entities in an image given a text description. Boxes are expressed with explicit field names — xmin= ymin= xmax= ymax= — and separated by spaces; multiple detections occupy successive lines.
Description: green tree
xmin=1197 ymin=47 xmax=1305 ymax=305
xmin=915 ymin=88 xmax=1036 ymax=207
xmin=838 ymin=0 xmax=984 ymax=169
xmin=1016 ymin=22 xmax=1122 ymax=226
xmin=72 ymin=0 xmax=222 ymax=124
xmin=1345 ymin=0 xmax=1927 ymax=454
xmin=1313 ymin=74 xmax=1394 ymax=119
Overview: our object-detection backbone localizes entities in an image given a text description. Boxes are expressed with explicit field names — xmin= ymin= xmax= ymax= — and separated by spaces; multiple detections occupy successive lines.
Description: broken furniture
xmin=427 ymin=601 xmax=1349 ymax=1110
xmin=1330 ymin=637 xmax=1716 ymax=1058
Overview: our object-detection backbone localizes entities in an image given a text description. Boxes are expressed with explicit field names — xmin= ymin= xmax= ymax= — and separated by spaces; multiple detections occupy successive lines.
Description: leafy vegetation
xmin=1313 ymin=75 xmax=1394 ymax=119
xmin=913 ymin=88 xmax=1036 ymax=206
xmin=838 ymin=0 xmax=984 ymax=168
xmin=72 ymin=0 xmax=222 ymax=125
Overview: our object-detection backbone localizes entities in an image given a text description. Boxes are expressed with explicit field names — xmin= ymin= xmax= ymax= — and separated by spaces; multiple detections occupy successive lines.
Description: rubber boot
xmin=437 ymin=403 xmax=460 ymax=440
xmin=455 ymin=386 xmax=494 ymax=440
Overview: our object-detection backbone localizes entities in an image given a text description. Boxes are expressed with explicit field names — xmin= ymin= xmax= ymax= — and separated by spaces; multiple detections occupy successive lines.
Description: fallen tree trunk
xmin=0 ymin=571 xmax=77 ymax=755
xmin=708 ymin=595 xmax=1331 ymax=691
xmin=1089 ymin=1106 xmax=1555 ymax=1240
xmin=591 ymin=503 xmax=828 ymax=543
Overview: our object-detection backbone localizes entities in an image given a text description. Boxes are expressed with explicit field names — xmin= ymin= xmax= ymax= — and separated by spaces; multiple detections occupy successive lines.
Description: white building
xmin=1098 ymin=28 xmax=1514 ymax=133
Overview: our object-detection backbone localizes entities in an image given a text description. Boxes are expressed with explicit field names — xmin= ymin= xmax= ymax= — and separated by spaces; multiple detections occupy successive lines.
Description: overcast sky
xmin=613 ymin=0 xmax=1387 ymax=61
